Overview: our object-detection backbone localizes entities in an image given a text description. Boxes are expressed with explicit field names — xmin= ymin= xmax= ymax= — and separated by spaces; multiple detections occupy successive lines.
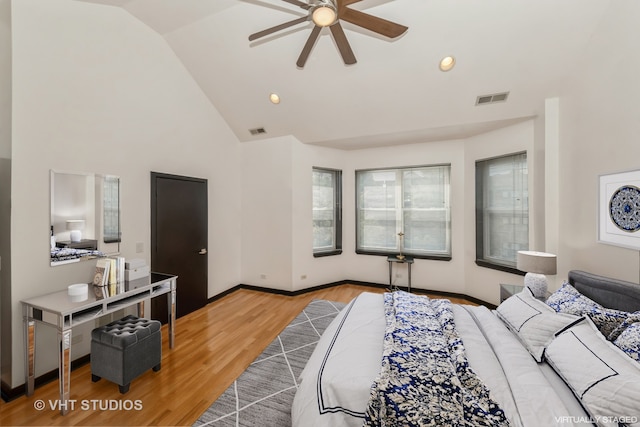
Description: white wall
xmin=0 ymin=0 xmax=11 ymax=388
xmin=240 ymin=136 xmax=294 ymax=290
xmin=556 ymin=0 xmax=640 ymax=283
xmin=0 ymin=0 xmax=9 ymax=159
xmin=0 ymin=158 xmax=10 ymax=385
xmin=8 ymin=0 xmax=242 ymax=387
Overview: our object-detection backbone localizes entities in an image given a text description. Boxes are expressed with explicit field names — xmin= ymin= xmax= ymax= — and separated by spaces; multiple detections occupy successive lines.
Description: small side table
xmin=500 ymin=284 xmax=550 ymax=303
xmin=56 ymin=239 xmax=98 ymax=250
xmin=387 ymin=255 xmax=414 ymax=292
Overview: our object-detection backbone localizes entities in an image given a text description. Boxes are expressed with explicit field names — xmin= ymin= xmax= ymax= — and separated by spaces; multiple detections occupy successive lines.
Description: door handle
xmin=198 ymin=249 xmax=207 ymax=255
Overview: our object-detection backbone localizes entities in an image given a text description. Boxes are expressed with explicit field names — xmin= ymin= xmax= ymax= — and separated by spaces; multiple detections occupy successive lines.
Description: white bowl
xmin=68 ymin=283 xmax=88 ymax=301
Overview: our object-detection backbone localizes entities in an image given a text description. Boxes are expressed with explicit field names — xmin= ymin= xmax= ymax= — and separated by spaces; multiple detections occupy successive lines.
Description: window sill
xmin=475 ymin=259 xmax=525 ymax=275
xmin=313 ymin=249 xmax=343 ymax=258
xmin=356 ymin=250 xmax=451 ymax=261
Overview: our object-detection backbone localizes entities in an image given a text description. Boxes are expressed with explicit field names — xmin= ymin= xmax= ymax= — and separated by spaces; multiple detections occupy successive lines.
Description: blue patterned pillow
xmin=609 ymin=311 xmax=640 ymax=341
xmin=614 ymin=322 xmax=640 ymax=363
xmin=546 ymin=282 xmax=628 ymax=338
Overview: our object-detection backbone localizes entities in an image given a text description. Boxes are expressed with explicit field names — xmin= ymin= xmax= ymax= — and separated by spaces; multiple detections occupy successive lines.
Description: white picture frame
xmin=598 ymin=169 xmax=640 ymax=250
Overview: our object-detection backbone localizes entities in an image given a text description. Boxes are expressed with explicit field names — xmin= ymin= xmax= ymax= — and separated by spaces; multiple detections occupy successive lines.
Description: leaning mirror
xmin=50 ymin=170 xmax=121 ymax=266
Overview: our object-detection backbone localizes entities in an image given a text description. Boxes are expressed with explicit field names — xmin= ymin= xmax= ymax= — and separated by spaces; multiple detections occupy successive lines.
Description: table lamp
xmin=66 ymin=219 xmax=85 ymax=242
xmin=516 ymin=250 xmax=557 ymax=298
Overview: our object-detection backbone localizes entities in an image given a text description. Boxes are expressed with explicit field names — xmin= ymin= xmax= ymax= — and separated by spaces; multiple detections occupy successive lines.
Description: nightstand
xmin=387 ymin=255 xmax=414 ymax=292
xmin=56 ymin=239 xmax=98 ymax=250
xmin=500 ymin=284 xmax=550 ymax=303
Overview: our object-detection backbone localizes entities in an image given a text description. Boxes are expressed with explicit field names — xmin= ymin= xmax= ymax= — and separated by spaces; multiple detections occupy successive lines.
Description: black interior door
xmin=151 ymin=172 xmax=208 ymax=322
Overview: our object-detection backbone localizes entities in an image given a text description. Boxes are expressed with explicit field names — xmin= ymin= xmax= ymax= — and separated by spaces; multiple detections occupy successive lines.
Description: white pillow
xmin=496 ymin=287 xmax=581 ymax=362
xmin=545 ymin=318 xmax=640 ymax=427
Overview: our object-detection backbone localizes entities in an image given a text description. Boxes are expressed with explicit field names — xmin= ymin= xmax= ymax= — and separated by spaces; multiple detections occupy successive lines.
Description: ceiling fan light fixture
xmin=439 ymin=56 xmax=456 ymax=72
xmin=248 ymin=0 xmax=407 ymax=67
xmin=312 ymin=2 xmax=337 ymax=27
xmin=269 ymin=93 xmax=281 ymax=104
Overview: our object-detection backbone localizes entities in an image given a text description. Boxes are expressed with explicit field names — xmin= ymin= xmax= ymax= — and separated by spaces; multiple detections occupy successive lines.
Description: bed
xmin=292 ymin=270 xmax=640 ymax=427
xmin=50 ymin=246 xmax=103 ymax=264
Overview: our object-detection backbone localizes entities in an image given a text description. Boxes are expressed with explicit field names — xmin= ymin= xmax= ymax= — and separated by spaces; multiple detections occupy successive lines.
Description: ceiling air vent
xmin=475 ymin=91 xmax=509 ymax=106
xmin=249 ymin=127 xmax=267 ymax=136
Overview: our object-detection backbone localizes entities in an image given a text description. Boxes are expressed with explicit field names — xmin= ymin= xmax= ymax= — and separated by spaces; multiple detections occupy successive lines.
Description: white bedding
xmin=292 ymin=292 xmax=591 ymax=427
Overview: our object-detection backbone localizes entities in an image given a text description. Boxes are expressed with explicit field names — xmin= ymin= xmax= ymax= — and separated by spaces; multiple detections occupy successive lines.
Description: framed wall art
xmin=598 ymin=169 xmax=640 ymax=250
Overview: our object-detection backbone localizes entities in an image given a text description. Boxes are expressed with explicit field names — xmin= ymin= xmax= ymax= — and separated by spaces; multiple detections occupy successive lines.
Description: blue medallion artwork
xmin=609 ymin=185 xmax=640 ymax=232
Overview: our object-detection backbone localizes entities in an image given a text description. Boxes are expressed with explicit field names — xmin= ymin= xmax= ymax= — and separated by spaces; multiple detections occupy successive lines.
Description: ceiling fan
xmin=249 ymin=0 xmax=408 ymax=68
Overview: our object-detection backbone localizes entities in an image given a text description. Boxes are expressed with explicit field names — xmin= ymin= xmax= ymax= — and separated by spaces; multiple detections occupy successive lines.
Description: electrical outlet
xmin=136 ymin=242 xmax=144 ymax=253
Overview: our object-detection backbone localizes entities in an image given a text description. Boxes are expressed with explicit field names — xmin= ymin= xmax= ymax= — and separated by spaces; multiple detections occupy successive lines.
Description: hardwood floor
xmin=0 ymin=284 xmax=476 ymax=426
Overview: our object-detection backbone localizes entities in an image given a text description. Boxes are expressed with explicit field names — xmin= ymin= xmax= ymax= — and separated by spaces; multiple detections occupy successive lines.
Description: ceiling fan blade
xmin=339 ymin=7 xmax=408 ymax=38
xmin=297 ymin=25 xmax=322 ymax=68
xmin=249 ymin=15 xmax=309 ymax=41
xmin=281 ymin=0 xmax=312 ymax=9
xmin=329 ymin=23 xmax=356 ymax=65
xmin=339 ymin=0 xmax=363 ymax=6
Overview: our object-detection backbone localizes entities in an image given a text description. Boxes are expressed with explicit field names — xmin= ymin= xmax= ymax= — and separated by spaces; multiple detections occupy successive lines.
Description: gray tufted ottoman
xmin=91 ymin=314 xmax=162 ymax=393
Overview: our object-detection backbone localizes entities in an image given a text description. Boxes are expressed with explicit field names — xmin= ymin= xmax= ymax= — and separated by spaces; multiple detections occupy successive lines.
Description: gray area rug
xmin=193 ymin=299 xmax=347 ymax=427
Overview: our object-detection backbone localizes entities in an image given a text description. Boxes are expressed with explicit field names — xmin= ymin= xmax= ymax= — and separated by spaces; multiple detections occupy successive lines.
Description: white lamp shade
xmin=516 ymin=251 xmax=557 ymax=275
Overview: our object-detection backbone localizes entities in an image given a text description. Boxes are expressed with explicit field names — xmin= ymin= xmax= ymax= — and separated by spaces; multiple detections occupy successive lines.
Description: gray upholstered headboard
xmin=568 ymin=270 xmax=640 ymax=312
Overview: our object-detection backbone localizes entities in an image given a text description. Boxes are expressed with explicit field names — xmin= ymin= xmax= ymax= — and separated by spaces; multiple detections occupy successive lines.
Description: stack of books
xmin=92 ymin=256 xmax=126 ymax=299
xmin=125 ymin=258 xmax=150 ymax=281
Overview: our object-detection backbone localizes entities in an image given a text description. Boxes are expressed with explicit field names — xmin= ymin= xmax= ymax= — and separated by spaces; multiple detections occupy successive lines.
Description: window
xmin=356 ymin=165 xmax=451 ymax=259
xmin=103 ymin=175 xmax=121 ymax=243
xmin=476 ymin=152 xmax=528 ymax=271
xmin=312 ymin=167 xmax=342 ymax=256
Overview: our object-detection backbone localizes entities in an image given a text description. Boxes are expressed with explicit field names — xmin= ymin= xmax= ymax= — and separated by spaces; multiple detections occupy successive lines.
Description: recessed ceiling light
xmin=439 ymin=56 xmax=456 ymax=72
xmin=269 ymin=93 xmax=280 ymax=104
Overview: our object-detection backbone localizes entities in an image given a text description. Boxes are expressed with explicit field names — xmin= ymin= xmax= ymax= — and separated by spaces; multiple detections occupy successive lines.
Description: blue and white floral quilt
xmin=363 ymin=291 xmax=509 ymax=427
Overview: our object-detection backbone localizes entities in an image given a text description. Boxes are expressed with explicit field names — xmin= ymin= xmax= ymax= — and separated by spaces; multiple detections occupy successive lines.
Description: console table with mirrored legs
xmin=21 ymin=273 xmax=177 ymax=415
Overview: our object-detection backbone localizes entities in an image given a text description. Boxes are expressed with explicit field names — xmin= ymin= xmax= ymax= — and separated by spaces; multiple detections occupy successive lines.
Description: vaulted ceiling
xmin=77 ymin=0 xmax=611 ymax=149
